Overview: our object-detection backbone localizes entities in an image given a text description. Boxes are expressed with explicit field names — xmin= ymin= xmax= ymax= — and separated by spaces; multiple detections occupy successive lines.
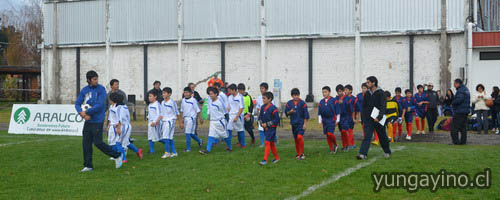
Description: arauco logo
xmin=14 ymin=107 xmax=30 ymax=124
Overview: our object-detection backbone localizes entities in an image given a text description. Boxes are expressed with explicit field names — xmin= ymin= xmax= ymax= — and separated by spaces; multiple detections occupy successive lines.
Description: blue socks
xmin=149 ymin=140 xmax=155 ymax=153
xmin=228 ymin=130 xmax=233 ymax=140
xmin=163 ymin=139 xmax=171 ymax=153
xmin=127 ymin=143 xmax=139 ymax=153
xmin=238 ymin=131 xmax=245 ymax=146
xmin=260 ymin=131 xmax=265 ymax=146
xmin=207 ymin=136 xmax=232 ymax=152
xmin=186 ymin=133 xmax=202 ymax=151
xmin=169 ymin=139 xmax=177 ymax=154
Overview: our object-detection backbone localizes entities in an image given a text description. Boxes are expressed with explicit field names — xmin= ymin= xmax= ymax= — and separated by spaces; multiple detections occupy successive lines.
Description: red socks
xmin=294 ymin=135 xmax=305 ymax=156
xmin=326 ymin=132 xmax=337 ymax=150
xmin=397 ymin=123 xmax=403 ymax=136
xmin=407 ymin=123 xmax=413 ymax=136
xmin=348 ymin=129 xmax=355 ymax=146
xmin=264 ymin=141 xmax=279 ymax=161
xmin=341 ymin=130 xmax=348 ymax=148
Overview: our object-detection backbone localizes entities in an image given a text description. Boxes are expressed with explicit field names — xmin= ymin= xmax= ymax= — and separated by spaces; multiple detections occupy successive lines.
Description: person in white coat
xmin=472 ymin=84 xmax=490 ymax=134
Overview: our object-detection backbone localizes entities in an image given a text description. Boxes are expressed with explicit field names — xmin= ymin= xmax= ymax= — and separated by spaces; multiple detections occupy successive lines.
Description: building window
xmin=479 ymin=52 xmax=500 ymax=60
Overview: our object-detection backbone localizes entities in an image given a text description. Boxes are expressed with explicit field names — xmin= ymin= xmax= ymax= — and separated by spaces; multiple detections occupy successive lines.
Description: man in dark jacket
xmin=426 ymin=83 xmax=439 ymax=133
xmin=450 ymin=79 xmax=471 ymax=145
xmin=357 ymin=76 xmax=392 ymax=160
xmin=147 ymin=81 xmax=163 ymax=104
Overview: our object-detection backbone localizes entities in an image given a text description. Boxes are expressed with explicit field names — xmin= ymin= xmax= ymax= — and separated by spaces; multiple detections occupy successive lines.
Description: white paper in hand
xmin=370 ymin=107 xmax=386 ymax=125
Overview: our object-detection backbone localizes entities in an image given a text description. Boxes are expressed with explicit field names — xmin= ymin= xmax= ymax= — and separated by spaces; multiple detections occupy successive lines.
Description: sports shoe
xmin=109 ymin=157 xmax=115 ymax=160
xmin=406 ymin=135 xmax=411 ymax=140
xmin=137 ymin=148 xmax=143 ymax=159
xmin=161 ymin=152 xmax=171 ymax=159
xmin=251 ymin=139 xmax=256 ymax=144
xmin=170 ymin=153 xmax=178 ymax=157
xmin=351 ymin=145 xmax=357 ymax=149
xmin=259 ymin=160 xmax=267 ymax=165
xmin=259 ymin=144 xmax=265 ymax=148
xmin=199 ymin=150 xmax=208 ymax=155
xmin=115 ymin=154 xmax=123 ymax=169
xmin=80 ymin=167 xmax=93 ymax=172
xmin=372 ymin=140 xmax=379 ymax=145
xmin=356 ymin=154 xmax=367 ymax=160
xmin=384 ymin=153 xmax=391 ymax=159
xmin=496 ymin=129 xmax=499 ymax=135
xmin=122 ymin=160 xmax=129 ymax=163
xmin=272 ymin=159 xmax=280 ymax=164
xmin=295 ymin=155 xmax=301 ymax=160
xmin=226 ymin=148 xmax=233 ymax=152
xmin=184 ymin=149 xmax=191 ymax=153
xmin=300 ymin=154 xmax=306 ymax=160
xmin=333 ymin=145 xmax=339 ymax=154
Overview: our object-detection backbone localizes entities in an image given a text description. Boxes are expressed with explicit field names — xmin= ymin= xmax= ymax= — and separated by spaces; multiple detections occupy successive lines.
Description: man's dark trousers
xmin=83 ymin=122 xmax=121 ymax=168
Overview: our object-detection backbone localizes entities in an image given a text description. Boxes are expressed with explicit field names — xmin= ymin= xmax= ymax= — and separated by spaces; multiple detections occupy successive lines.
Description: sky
xmin=0 ymin=0 xmax=25 ymax=12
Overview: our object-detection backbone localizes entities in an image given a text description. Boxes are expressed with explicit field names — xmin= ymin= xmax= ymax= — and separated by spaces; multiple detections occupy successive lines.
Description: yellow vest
xmin=386 ymin=100 xmax=399 ymax=118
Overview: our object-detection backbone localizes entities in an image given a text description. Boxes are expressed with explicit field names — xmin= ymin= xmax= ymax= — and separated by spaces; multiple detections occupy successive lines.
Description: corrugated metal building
xmin=40 ymin=0 xmax=498 ymax=105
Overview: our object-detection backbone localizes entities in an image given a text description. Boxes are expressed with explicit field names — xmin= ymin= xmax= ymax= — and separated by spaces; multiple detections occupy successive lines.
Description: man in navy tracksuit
xmin=450 ymin=79 xmax=471 ymax=145
xmin=75 ymin=71 xmax=123 ymax=172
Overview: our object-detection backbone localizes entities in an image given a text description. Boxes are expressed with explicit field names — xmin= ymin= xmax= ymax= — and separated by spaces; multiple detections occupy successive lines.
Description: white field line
xmin=0 ymin=138 xmax=70 ymax=147
xmin=285 ymin=146 xmax=407 ymax=200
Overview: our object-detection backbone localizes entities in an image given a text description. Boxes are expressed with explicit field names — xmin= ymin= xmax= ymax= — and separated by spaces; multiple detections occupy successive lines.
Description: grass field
xmin=1 ymin=130 xmax=499 ymax=199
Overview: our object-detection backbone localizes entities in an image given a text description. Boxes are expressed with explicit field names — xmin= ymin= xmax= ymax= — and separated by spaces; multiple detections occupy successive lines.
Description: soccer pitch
xmin=1 ymin=131 xmax=499 ymax=199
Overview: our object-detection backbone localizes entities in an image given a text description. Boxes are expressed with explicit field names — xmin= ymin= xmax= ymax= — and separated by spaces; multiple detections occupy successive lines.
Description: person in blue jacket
xmin=75 ymin=70 xmax=124 ymax=172
xmin=450 ymin=78 xmax=471 ymax=145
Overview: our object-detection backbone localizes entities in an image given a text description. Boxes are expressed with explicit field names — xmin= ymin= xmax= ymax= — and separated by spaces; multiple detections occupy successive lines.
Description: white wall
xmin=43 ymin=33 xmax=467 ymax=104
xmin=471 ymin=47 xmax=500 ymax=93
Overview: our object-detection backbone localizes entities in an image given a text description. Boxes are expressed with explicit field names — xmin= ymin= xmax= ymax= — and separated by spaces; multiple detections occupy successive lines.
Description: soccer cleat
xmin=356 ymin=154 xmax=367 ymax=160
xmin=259 ymin=144 xmax=265 ymax=148
xmin=129 ymin=137 xmax=136 ymax=142
xmin=137 ymin=148 xmax=143 ymax=159
xmin=295 ymin=155 xmax=301 ymax=159
xmin=300 ymin=154 xmax=306 ymax=160
xmin=351 ymin=145 xmax=357 ymax=149
xmin=199 ymin=150 xmax=208 ymax=155
xmin=109 ymin=157 xmax=115 ymax=161
xmin=406 ymin=135 xmax=411 ymax=140
xmin=384 ymin=153 xmax=391 ymax=159
xmin=251 ymin=139 xmax=256 ymax=144
xmin=170 ymin=153 xmax=178 ymax=157
xmin=115 ymin=154 xmax=123 ymax=169
xmin=161 ymin=152 xmax=171 ymax=159
xmin=272 ymin=159 xmax=280 ymax=164
xmin=333 ymin=145 xmax=339 ymax=154
xmin=80 ymin=167 xmax=93 ymax=172
xmin=259 ymin=160 xmax=267 ymax=165
xmin=148 ymin=151 xmax=155 ymax=154
xmin=184 ymin=149 xmax=191 ymax=153
xmin=122 ymin=160 xmax=129 ymax=163
xmin=226 ymin=148 xmax=233 ymax=152
xmin=496 ymin=130 xmax=499 ymax=135
xmin=371 ymin=140 xmax=379 ymax=146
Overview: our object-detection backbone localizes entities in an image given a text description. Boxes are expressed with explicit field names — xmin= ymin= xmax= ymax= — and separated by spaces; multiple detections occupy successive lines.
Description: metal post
xmin=221 ymin=42 xmax=226 ymax=83
xmin=306 ymin=39 xmax=314 ymax=102
xmin=354 ymin=0 xmax=361 ymax=92
xmin=76 ymin=47 xmax=80 ymax=96
xmin=260 ymin=0 xmax=267 ymax=84
xmin=409 ymin=35 xmax=415 ymax=92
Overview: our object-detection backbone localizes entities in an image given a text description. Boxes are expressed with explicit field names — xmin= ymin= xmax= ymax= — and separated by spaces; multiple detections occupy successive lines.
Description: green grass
xmin=1 ymin=131 xmax=499 ymax=199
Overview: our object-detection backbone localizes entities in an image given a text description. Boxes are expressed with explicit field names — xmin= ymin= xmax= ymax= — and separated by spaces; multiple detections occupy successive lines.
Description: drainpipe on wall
xmin=466 ymin=22 xmax=474 ymax=87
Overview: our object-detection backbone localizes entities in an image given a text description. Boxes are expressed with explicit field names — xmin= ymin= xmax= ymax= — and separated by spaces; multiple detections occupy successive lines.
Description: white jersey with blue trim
xmin=218 ymin=92 xmax=229 ymax=113
xmin=108 ymin=104 xmax=119 ymax=125
xmin=228 ymin=93 xmax=244 ymax=116
xmin=160 ymin=99 xmax=179 ymax=121
xmin=117 ymin=105 xmax=130 ymax=125
xmin=208 ymin=98 xmax=226 ymax=121
xmin=181 ymin=97 xmax=200 ymax=118
xmin=148 ymin=101 xmax=161 ymax=122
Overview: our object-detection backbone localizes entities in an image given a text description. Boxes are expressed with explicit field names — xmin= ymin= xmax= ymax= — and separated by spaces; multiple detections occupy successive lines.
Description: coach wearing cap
xmin=75 ymin=70 xmax=124 ymax=172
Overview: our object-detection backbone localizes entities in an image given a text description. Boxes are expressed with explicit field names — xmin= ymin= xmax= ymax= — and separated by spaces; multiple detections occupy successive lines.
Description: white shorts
xmin=209 ymin=120 xmax=228 ymax=139
xmin=227 ymin=114 xmax=244 ymax=132
xmin=119 ymin=124 xmax=132 ymax=148
xmin=108 ymin=124 xmax=131 ymax=147
xmin=183 ymin=117 xmax=197 ymax=134
xmin=108 ymin=125 xmax=118 ymax=145
xmin=161 ymin=119 xmax=176 ymax=140
xmin=148 ymin=121 xmax=161 ymax=142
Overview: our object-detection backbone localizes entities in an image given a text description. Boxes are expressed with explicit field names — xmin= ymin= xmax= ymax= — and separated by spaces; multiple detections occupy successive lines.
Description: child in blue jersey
xmin=414 ymin=85 xmax=429 ymax=134
xmin=402 ymin=89 xmax=417 ymax=140
xmin=180 ymin=87 xmax=203 ymax=152
xmin=393 ymin=87 xmax=404 ymax=141
xmin=199 ymin=87 xmax=233 ymax=155
xmin=318 ymin=86 xmax=341 ymax=154
xmin=343 ymin=84 xmax=356 ymax=150
xmin=259 ymin=92 xmax=280 ymax=165
xmin=160 ymin=87 xmax=180 ymax=158
xmin=285 ymin=88 xmax=309 ymax=160
xmin=147 ymin=91 xmax=163 ymax=154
